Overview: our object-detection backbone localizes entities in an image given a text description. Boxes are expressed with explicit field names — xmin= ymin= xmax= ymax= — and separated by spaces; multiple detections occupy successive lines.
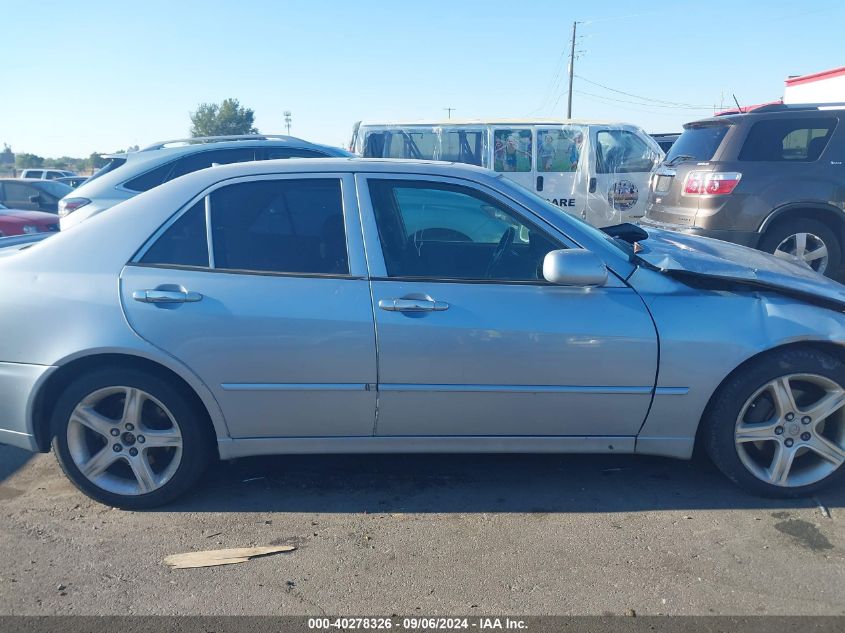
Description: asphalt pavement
xmin=1 ymin=444 xmax=843 ymax=615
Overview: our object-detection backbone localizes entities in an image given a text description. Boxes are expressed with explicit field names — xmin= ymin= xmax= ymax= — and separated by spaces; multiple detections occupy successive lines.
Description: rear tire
xmin=50 ymin=368 xmax=213 ymax=509
xmin=702 ymin=347 xmax=845 ymax=498
xmin=759 ymin=218 xmax=841 ymax=277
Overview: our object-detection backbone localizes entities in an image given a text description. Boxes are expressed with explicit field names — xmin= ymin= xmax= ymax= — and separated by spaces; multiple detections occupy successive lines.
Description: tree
xmin=88 ymin=152 xmax=107 ymax=170
xmin=15 ymin=153 xmax=44 ymax=169
xmin=189 ymin=98 xmax=258 ymax=137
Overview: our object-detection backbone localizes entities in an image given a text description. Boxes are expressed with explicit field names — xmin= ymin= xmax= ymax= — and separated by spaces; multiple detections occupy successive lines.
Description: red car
xmin=0 ymin=202 xmax=59 ymax=237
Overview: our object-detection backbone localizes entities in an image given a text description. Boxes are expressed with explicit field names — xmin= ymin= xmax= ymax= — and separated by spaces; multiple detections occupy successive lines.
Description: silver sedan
xmin=1 ymin=158 xmax=845 ymax=508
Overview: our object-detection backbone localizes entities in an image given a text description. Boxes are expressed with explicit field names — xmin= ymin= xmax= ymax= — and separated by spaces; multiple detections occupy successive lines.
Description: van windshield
xmin=665 ymin=123 xmax=731 ymax=163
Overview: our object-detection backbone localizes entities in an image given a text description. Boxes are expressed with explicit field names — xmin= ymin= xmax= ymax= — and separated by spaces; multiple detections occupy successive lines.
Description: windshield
xmin=665 ymin=123 xmax=731 ymax=162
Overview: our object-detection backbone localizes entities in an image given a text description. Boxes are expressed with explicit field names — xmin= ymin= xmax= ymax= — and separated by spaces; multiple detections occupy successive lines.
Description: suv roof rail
xmin=717 ymin=102 xmax=845 ymax=116
xmin=140 ymin=134 xmax=308 ymax=152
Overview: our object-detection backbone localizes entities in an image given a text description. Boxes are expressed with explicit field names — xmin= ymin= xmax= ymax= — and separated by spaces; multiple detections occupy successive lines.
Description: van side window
xmin=739 ymin=118 xmax=837 ymax=162
xmin=493 ymin=130 xmax=532 ymax=172
xmin=537 ymin=127 xmax=585 ymax=172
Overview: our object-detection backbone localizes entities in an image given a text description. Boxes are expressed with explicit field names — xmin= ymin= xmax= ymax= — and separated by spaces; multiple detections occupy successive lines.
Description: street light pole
xmin=283 ymin=111 xmax=292 ymax=135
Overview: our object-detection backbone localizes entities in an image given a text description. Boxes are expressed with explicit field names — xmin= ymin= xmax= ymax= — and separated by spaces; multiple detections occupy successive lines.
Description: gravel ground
xmin=1 ymin=444 xmax=843 ymax=616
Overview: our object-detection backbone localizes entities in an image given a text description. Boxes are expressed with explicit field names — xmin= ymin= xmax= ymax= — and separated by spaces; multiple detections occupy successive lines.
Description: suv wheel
xmin=759 ymin=218 xmax=840 ymax=276
xmin=702 ymin=347 xmax=845 ymax=497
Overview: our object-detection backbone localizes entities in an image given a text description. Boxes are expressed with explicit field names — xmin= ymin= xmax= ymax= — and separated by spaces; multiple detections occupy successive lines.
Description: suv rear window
xmin=738 ymin=117 xmax=837 ymax=162
xmin=665 ymin=124 xmax=730 ymax=162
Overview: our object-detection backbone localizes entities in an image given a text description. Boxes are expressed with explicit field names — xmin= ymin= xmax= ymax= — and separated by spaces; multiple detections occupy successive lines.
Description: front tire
xmin=50 ymin=368 xmax=212 ymax=509
xmin=702 ymin=347 xmax=845 ymax=497
xmin=759 ymin=218 xmax=841 ymax=277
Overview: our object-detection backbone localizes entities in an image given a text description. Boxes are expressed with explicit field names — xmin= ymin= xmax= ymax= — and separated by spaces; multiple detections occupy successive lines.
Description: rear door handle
xmin=536 ymin=175 xmax=544 ymax=192
xmin=132 ymin=289 xmax=203 ymax=304
xmin=378 ymin=298 xmax=449 ymax=312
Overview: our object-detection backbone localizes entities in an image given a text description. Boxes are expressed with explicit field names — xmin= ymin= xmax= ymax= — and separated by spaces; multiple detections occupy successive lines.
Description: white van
xmin=351 ymin=120 xmax=663 ymax=227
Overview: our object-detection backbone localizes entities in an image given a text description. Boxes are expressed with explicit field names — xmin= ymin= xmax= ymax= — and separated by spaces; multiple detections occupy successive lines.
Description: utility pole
xmin=566 ymin=21 xmax=578 ymax=119
xmin=283 ymin=111 xmax=292 ymax=135
xmin=444 ymin=107 xmax=455 ymax=119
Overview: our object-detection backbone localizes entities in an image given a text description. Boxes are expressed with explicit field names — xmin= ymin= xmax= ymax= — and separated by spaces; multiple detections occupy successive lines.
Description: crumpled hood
xmin=636 ymin=227 xmax=845 ymax=309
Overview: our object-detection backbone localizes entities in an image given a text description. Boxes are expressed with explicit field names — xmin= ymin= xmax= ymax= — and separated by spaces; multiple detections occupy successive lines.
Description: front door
xmin=120 ymin=174 xmax=377 ymax=438
xmin=358 ymin=174 xmax=658 ymax=437
xmin=587 ymin=127 xmax=660 ymax=226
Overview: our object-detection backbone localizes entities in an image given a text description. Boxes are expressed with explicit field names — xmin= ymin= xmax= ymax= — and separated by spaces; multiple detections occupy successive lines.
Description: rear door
xmin=588 ymin=127 xmax=660 ymax=226
xmin=120 ymin=173 xmax=378 ymax=438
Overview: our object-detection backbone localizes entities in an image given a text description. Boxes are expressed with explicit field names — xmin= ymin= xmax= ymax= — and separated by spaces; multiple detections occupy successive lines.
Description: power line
xmin=575 ymin=91 xmax=710 ymax=118
xmin=574 ymin=89 xmax=712 ymax=111
xmin=575 ymin=74 xmax=713 ymax=108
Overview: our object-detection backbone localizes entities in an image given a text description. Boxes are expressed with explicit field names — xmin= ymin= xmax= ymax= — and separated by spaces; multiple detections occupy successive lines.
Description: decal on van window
xmin=608 ymin=180 xmax=639 ymax=211
xmin=537 ymin=127 xmax=585 ymax=172
xmin=548 ymin=198 xmax=577 ymax=208
xmin=494 ymin=130 xmax=532 ymax=173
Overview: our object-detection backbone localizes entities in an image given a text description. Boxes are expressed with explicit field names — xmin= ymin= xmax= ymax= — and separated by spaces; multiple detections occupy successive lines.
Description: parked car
xmin=19 ymin=169 xmax=78 ymax=180
xmin=642 ymin=103 xmax=845 ymax=277
xmin=352 ymin=120 xmax=663 ymax=227
xmin=0 ymin=178 xmax=72 ymax=214
xmin=650 ymin=132 xmax=680 ymax=153
xmin=2 ymin=158 xmax=845 ymax=507
xmin=56 ymin=176 xmax=88 ymax=188
xmin=58 ymin=135 xmax=352 ymax=230
xmin=0 ymin=202 xmax=59 ymax=236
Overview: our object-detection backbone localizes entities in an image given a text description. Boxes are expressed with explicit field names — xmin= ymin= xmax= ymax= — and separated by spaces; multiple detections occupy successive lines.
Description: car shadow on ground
xmin=165 ymin=452 xmax=844 ymax=514
xmin=0 ymin=445 xmax=32 ymax=484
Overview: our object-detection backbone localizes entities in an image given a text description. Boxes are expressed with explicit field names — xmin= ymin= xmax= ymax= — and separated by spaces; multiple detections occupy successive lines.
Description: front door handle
xmin=588 ymin=177 xmax=597 ymax=193
xmin=536 ymin=175 xmax=544 ymax=192
xmin=378 ymin=298 xmax=449 ymax=312
xmin=132 ymin=289 xmax=203 ymax=304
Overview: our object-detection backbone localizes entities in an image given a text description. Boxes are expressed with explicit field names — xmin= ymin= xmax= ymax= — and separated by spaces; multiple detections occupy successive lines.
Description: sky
xmin=2 ymin=0 xmax=843 ymax=158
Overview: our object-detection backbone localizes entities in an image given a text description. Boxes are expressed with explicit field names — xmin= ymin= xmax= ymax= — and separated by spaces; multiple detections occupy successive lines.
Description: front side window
xmin=211 ymin=178 xmax=347 ymax=274
xmin=3 ymin=182 xmax=39 ymax=201
xmin=537 ymin=127 xmax=586 ymax=172
xmin=369 ymin=179 xmax=560 ymax=281
xmin=493 ymin=129 xmax=532 ymax=172
xmin=739 ymin=117 xmax=837 ymax=162
xmin=596 ymin=130 xmax=658 ymax=174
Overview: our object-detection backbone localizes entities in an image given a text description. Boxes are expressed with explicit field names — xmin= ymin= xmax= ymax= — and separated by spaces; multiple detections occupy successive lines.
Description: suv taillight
xmin=58 ymin=197 xmax=90 ymax=217
xmin=682 ymin=171 xmax=742 ymax=196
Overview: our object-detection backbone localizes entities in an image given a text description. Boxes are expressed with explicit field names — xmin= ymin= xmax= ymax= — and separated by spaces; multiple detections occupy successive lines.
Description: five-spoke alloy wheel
xmin=704 ymin=347 xmax=845 ymax=497
xmin=51 ymin=368 xmax=212 ymax=509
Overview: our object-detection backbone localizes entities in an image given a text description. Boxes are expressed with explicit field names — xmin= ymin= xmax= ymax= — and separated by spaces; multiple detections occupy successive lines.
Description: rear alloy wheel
xmin=760 ymin=218 xmax=840 ymax=276
xmin=51 ymin=369 xmax=212 ymax=509
xmin=703 ymin=347 xmax=845 ymax=497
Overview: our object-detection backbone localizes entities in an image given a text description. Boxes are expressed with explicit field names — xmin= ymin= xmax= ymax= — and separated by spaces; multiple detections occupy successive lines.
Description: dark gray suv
xmin=642 ymin=104 xmax=845 ymax=276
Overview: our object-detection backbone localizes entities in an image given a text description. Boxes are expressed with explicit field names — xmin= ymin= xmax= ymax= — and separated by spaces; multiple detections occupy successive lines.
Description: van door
xmin=587 ymin=127 xmax=660 ymax=227
xmin=535 ymin=126 xmax=587 ymax=221
xmin=492 ymin=127 xmax=534 ymax=191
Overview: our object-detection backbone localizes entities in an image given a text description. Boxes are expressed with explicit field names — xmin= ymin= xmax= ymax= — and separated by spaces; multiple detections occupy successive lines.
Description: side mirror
xmin=542 ymin=249 xmax=608 ymax=286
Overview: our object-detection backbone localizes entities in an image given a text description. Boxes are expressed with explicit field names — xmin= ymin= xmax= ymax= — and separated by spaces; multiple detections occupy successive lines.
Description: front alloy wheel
xmin=772 ymin=232 xmax=829 ymax=274
xmin=703 ymin=347 xmax=845 ymax=497
xmin=734 ymin=374 xmax=845 ymax=487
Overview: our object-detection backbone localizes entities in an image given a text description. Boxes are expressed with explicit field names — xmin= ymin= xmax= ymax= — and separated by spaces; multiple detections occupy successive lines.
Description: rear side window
xmin=739 ymin=117 xmax=837 ymax=162
xmin=86 ymin=157 xmax=127 ymax=184
xmin=24 ymin=170 xmax=43 ymax=178
xmin=140 ymin=201 xmax=209 ymax=267
xmin=124 ymin=162 xmax=174 ymax=192
xmin=666 ymin=124 xmax=730 ymax=162
xmin=493 ymin=129 xmax=532 ymax=173
xmin=211 ymin=178 xmax=347 ymax=275
xmin=596 ymin=130 xmax=658 ymax=174
xmin=169 ymin=148 xmax=257 ymax=179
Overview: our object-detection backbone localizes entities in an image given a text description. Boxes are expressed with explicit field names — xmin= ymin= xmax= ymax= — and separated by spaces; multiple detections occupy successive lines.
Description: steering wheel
xmin=484 ymin=227 xmax=515 ymax=279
